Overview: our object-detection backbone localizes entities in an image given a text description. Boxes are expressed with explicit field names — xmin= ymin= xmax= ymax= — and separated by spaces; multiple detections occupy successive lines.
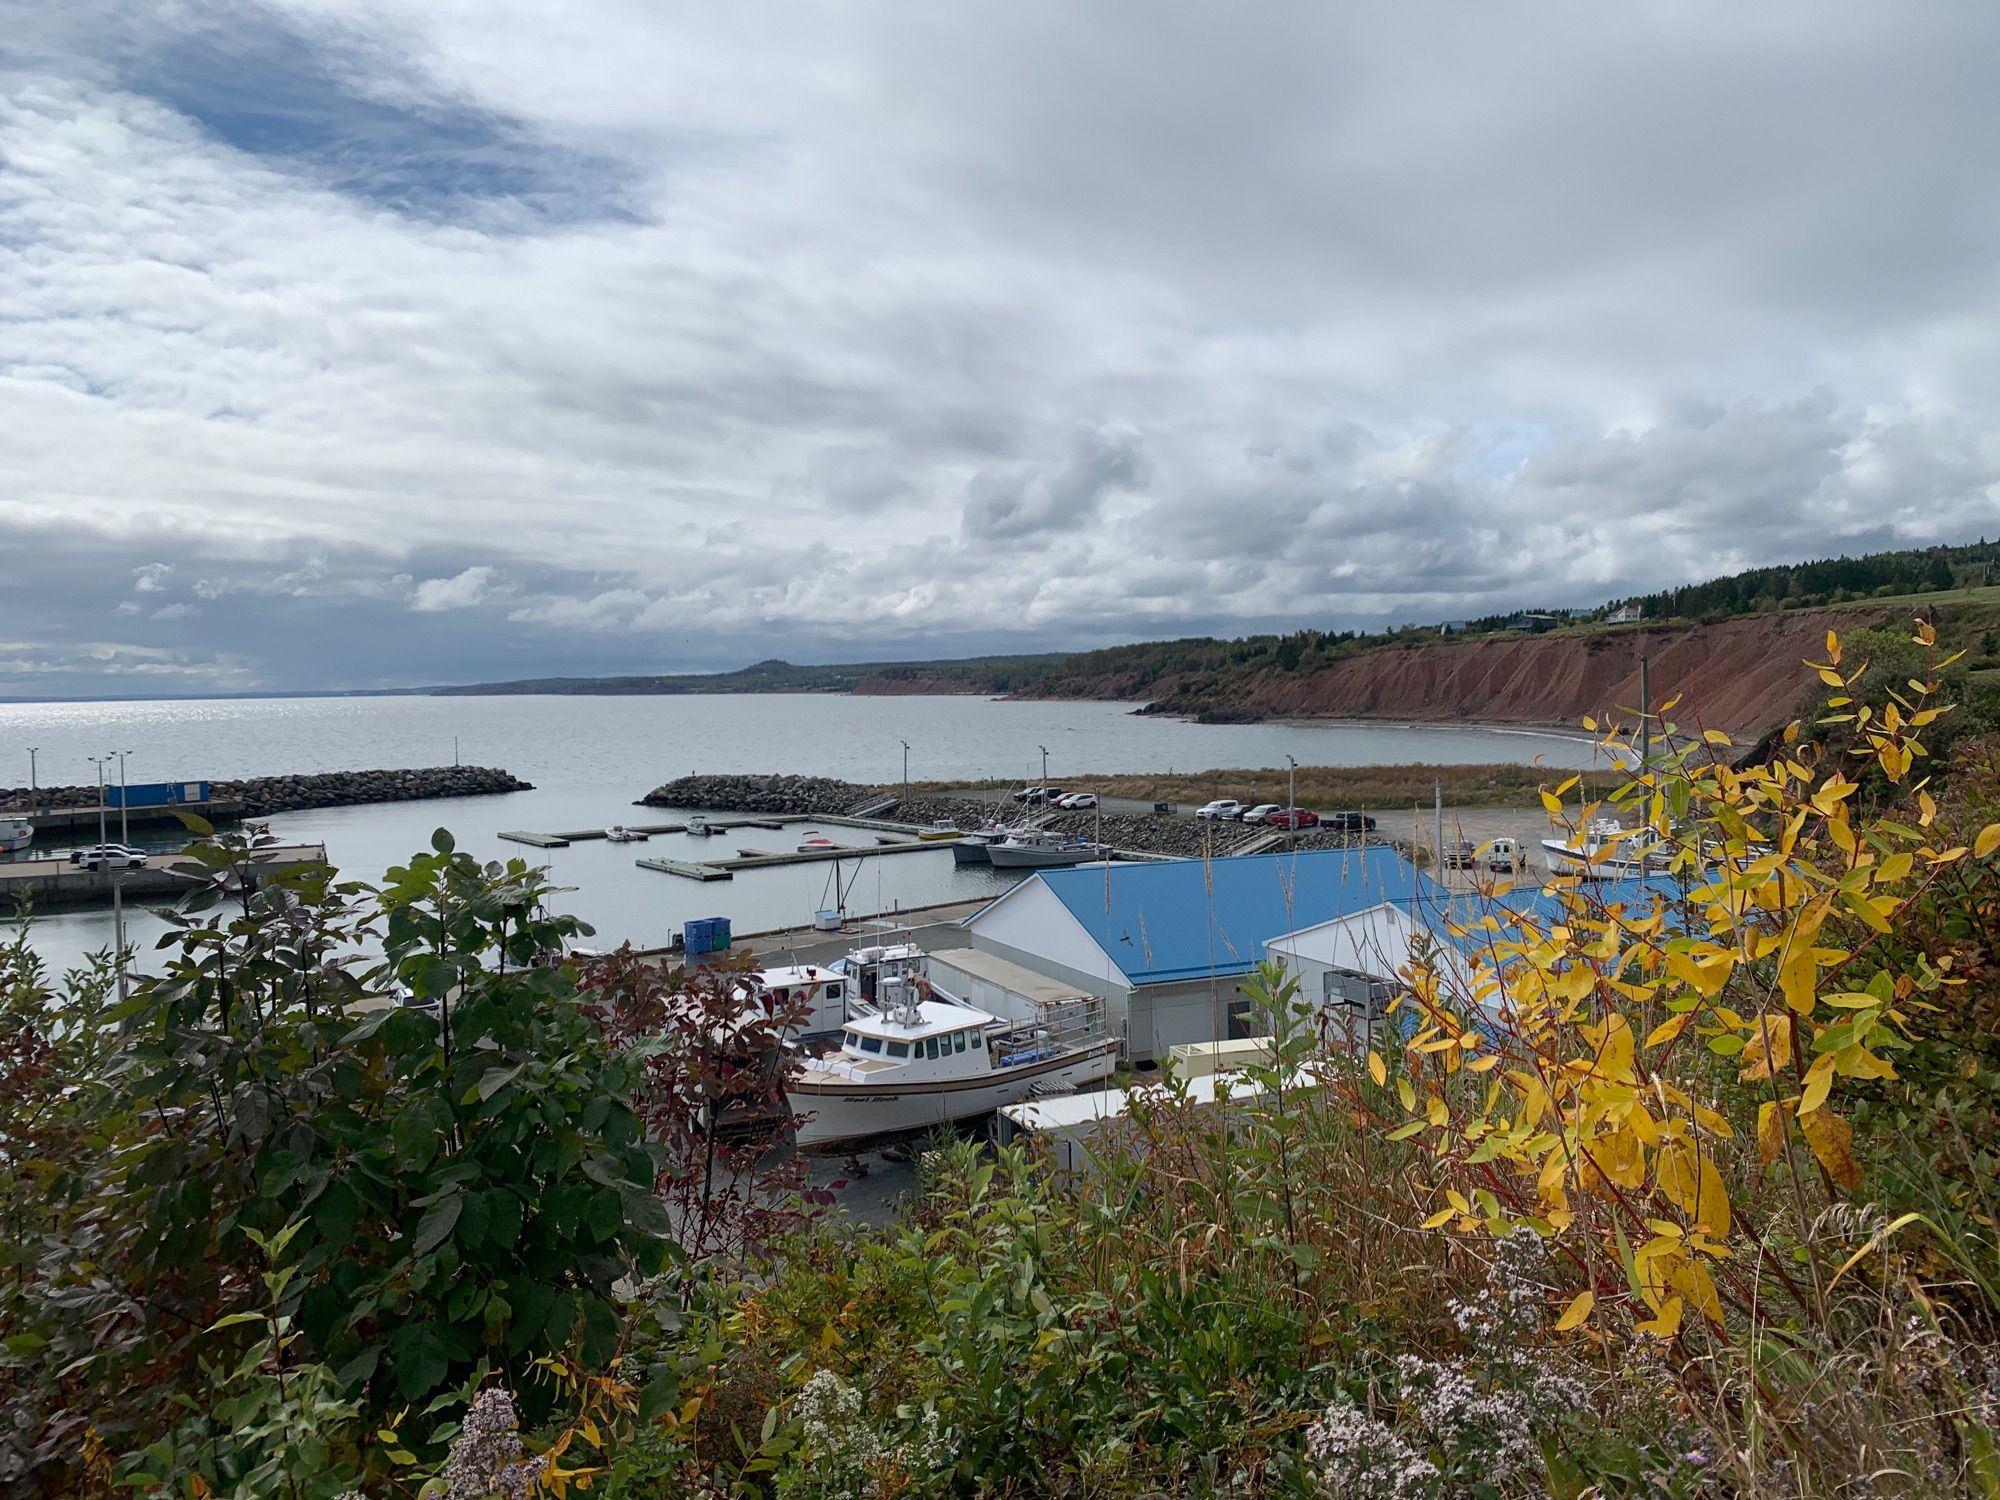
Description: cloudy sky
xmin=4 ymin=2 xmax=1998 ymax=696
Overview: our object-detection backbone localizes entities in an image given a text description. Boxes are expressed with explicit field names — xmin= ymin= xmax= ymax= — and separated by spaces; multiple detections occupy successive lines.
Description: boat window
xmin=842 ymin=1030 xmax=858 ymax=1048
xmin=953 ymin=1031 xmax=967 ymax=1053
xmin=826 ymin=981 xmax=843 ymax=1001
xmin=924 ymin=1036 xmax=940 ymax=1060
xmin=858 ymin=1035 xmax=882 ymax=1054
xmin=971 ymin=1030 xmax=984 ymax=1049
xmin=887 ymin=1041 xmax=908 ymax=1058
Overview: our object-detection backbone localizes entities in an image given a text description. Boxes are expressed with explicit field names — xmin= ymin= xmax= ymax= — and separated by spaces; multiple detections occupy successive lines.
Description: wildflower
xmin=440 ymin=1388 xmax=546 ymax=1500
xmin=1305 ymin=1394 xmax=1439 ymax=1500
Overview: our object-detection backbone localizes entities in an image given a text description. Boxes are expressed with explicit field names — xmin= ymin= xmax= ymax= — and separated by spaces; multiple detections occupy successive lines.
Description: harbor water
xmin=0 ymin=692 xmax=1615 ymax=974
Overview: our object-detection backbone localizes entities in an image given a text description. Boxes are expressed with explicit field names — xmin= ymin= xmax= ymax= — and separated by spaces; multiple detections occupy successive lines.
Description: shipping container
xmin=108 ymin=780 xmax=211 ymax=808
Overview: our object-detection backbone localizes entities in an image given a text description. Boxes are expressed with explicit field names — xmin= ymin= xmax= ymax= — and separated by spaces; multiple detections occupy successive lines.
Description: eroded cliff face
xmin=1175 ymin=608 xmax=1886 ymax=739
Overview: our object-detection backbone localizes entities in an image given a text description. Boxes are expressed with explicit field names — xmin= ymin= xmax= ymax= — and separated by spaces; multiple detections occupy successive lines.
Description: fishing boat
xmin=917 ymin=820 xmax=961 ymax=842
xmin=604 ymin=824 xmax=649 ymax=843
xmin=950 ymin=824 xmax=1022 ymax=866
xmin=0 ymin=816 xmax=31 ymax=855
xmin=1540 ymin=818 xmax=1671 ymax=879
xmin=789 ymin=973 xmax=1118 ymax=1149
xmin=686 ymin=815 xmax=712 ymax=837
xmin=797 ymin=832 xmax=841 ymax=854
xmin=986 ymin=830 xmax=1108 ymax=869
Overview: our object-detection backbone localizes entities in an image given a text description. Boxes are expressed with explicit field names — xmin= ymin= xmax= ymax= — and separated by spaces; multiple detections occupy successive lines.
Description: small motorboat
xmin=0 ymin=816 xmax=33 ymax=855
xmin=797 ymin=833 xmax=841 ymax=854
xmin=917 ymin=820 xmax=962 ymax=842
xmin=686 ymin=815 xmax=713 ymax=837
xmin=604 ymin=825 xmax=649 ymax=843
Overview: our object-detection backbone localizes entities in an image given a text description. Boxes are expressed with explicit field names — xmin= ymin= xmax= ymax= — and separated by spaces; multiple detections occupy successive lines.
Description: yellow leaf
xmin=1645 ymin=1012 xmax=1693 ymax=1049
xmin=1367 ymin=1050 xmax=1386 ymax=1087
xmin=1397 ymin=1076 xmax=1417 ymax=1112
xmin=1779 ymin=939 xmax=1819 ymax=1016
xmin=1636 ymin=1296 xmax=1684 ymax=1339
xmin=1799 ymin=1104 xmax=1863 ymax=1190
xmin=1702 ymin=729 xmax=1733 ymax=746
xmin=1976 ymin=823 xmax=2000 ymax=860
xmin=1426 ymin=1095 xmax=1449 ymax=1128
xmin=1827 ymin=1211 xmax=1929 ymax=1294
xmin=1541 ymin=789 xmax=1564 ymax=817
xmin=1826 ymin=629 xmax=1841 ymax=665
xmin=1421 ymin=1207 xmax=1455 ymax=1229
xmin=1800 ymin=1053 xmax=1836 ymax=1116
xmin=1554 ymin=1289 xmax=1595 ymax=1332
xmin=1756 ymin=1099 xmax=1788 ymax=1164
xmin=1656 ymin=1143 xmax=1731 ymax=1237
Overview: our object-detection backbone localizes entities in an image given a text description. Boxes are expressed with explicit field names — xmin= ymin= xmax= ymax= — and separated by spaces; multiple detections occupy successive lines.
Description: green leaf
xmin=431 ymin=828 xmax=456 ymax=855
xmin=476 ymin=1063 xmax=524 ymax=1102
xmin=174 ymin=810 xmax=216 ymax=837
xmin=411 ymin=1193 xmax=463 ymax=1258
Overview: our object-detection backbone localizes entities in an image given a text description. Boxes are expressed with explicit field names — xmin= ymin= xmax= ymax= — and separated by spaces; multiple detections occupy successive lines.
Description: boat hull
xmin=951 ymin=840 xmax=996 ymax=865
xmin=0 ymin=826 xmax=29 ymax=855
xmin=1539 ymin=839 xmax=1663 ymax=879
xmin=791 ymin=1039 xmax=1118 ymax=1148
xmin=987 ymin=844 xmax=1100 ymax=869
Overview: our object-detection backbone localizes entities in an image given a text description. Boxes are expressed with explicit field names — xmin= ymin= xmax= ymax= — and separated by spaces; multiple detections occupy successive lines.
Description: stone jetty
xmin=0 ymin=765 xmax=531 ymax=820
xmin=640 ymin=774 xmax=877 ymax=815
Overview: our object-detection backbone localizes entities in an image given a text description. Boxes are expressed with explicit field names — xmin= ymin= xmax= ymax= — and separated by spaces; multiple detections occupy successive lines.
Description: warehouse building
xmin=959 ymin=846 xmax=1436 ymax=1062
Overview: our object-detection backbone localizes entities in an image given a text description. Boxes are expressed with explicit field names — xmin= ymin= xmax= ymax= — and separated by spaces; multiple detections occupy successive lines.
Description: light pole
xmin=1286 ymin=754 xmax=1298 ymax=848
xmin=88 ymin=754 xmax=110 ymax=844
xmin=115 ymin=749 xmax=134 ymax=845
xmin=899 ymin=739 xmax=910 ymax=806
xmin=1038 ymin=744 xmax=1049 ymax=787
xmin=26 ymin=748 xmax=36 ymax=814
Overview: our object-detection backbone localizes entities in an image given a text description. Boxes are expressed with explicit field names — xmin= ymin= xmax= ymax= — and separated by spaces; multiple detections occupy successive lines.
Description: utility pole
xmin=26 ymin=748 xmax=36 ymax=813
xmin=88 ymin=754 xmax=109 ymax=844
xmin=115 ymin=749 xmax=133 ymax=845
xmin=1435 ymin=777 xmax=1445 ymax=887
xmin=899 ymin=739 xmax=910 ymax=806
xmin=1638 ymin=654 xmax=1652 ymax=771
xmin=1038 ymin=745 xmax=1049 ymax=786
xmin=112 ymin=871 xmax=129 ymax=1001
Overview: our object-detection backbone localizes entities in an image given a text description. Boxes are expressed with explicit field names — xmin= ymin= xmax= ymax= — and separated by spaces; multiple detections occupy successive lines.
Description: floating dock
xmin=499 ymin=817 xmax=794 ymax=849
xmin=636 ymin=835 xmax=955 ymax=882
xmin=634 ymin=856 xmax=735 ymax=882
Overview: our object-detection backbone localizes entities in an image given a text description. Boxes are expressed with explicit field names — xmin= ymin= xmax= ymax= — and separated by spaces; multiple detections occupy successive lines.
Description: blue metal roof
xmin=1425 ymin=875 xmax=1693 ymax=958
xmin=1037 ymin=847 xmax=1438 ymax=987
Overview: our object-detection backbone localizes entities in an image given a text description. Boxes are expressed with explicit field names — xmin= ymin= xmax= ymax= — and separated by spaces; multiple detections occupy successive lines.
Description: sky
xmin=3 ymin=1 xmax=1999 ymax=696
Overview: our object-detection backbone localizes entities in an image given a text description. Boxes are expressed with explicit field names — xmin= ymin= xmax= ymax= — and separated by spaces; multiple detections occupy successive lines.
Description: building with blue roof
xmin=960 ymin=846 xmax=1437 ymax=1061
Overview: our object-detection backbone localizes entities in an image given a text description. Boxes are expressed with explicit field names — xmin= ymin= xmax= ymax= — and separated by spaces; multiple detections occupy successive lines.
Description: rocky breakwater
xmin=640 ymin=774 xmax=878 ymax=815
xmin=0 ymin=765 xmax=532 ymax=819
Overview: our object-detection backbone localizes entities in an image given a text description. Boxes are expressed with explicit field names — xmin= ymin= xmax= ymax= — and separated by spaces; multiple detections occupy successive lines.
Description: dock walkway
xmin=0 ymin=843 xmax=329 ymax=910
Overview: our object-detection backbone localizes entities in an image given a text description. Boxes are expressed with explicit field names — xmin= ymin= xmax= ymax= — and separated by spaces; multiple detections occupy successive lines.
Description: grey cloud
xmin=963 ymin=428 xmax=1146 ymax=541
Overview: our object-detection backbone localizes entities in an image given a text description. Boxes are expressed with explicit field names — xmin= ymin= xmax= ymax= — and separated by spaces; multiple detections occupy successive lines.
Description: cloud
xmin=150 ymin=602 xmax=201 ymax=620
xmin=409 ymin=565 xmax=496 ymax=612
xmin=1 ymin=1 xmax=1999 ymax=694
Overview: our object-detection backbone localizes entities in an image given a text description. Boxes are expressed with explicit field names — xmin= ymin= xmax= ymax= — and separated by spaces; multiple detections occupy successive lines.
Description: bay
xmin=0 ymin=692 xmax=1612 ymax=974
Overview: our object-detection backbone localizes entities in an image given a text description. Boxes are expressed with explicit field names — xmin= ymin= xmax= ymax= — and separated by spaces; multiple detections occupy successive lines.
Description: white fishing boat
xmin=0 ymin=816 xmax=31 ymax=855
xmin=1540 ymin=818 xmax=1671 ymax=879
xmin=986 ymin=830 xmax=1107 ymax=869
xmin=745 ymin=962 xmax=852 ymax=1040
xmin=950 ymin=823 xmax=1023 ymax=866
xmin=789 ymin=974 xmax=1118 ymax=1149
xmin=604 ymin=824 xmax=649 ymax=843
xmin=686 ymin=815 xmax=712 ymax=837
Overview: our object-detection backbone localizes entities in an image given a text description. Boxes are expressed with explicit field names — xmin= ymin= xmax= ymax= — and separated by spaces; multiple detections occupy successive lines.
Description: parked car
xmin=1033 ymin=787 xmax=1067 ymax=805
xmin=1012 ymin=786 xmax=1045 ymax=803
xmin=1239 ymin=804 xmax=1284 ymax=825
xmin=1323 ymin=812 xmax=1377 ymax=833
xmin=1440 ymin=839 xmax=1476 ymax=869
xmin=71 ymin=843 xmax=147 ymax=870
xmin=1487 ymin=837 xmax=1525 ymax=874
xmin=1059 ymin=792 xmax=1100 ymax=809
xmin=1266 ymin=807 xmax=1320 ymax=829
xmin=1196 ymin=799 xmax=1245 ymax=820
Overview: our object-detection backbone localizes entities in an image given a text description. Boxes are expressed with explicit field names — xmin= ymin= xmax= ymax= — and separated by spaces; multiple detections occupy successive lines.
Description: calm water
xmin=1 ymin=693 xmax=1614 ymax=974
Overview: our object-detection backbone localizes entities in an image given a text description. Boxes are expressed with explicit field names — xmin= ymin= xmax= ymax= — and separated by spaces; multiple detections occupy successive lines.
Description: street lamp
xmin=1286 ymin=755 xmax=1298 ymax=848
xmin=25 ymin=748 xmax=36 ymax=813
xmin=899 ymin=739 xmax=910 ymax=807
xmin=115 ymin=749 xmax=134 ymax=845
xmin=87 ymin=753 xmax=111 ymax=844
xmin=1038 ymin=744 xmax=1049 ymax=786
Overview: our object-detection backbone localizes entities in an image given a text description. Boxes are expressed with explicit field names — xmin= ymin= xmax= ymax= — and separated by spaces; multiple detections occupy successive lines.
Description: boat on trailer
xmin=789 ymin=973 xmax=1118 ymax=1149
xmin=1540 ymin=818 xmax=1673 ymax=879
